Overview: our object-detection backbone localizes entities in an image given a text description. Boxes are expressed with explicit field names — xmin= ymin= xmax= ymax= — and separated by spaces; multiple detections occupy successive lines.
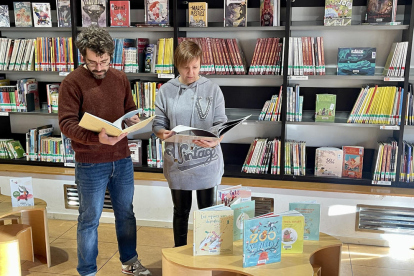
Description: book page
xmin=79 ymin=112 xmax=122 ymax=137
xmin=164 ymin=134 xmax=219 ymax=143
xmin=112 ymin=109 xmax=142 ymax=129
xmin=121 ymin=116 xmax=155 ymax=134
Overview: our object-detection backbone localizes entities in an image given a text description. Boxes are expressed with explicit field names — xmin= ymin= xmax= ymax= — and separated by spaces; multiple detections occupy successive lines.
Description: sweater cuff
xmin=153 ymin=125 xmax=166 ymax=134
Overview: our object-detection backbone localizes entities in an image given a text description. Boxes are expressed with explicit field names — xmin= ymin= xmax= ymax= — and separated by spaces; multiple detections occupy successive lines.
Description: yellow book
xmin=152 ymin=82 xmax=156 ymax=116
xmin=385 ymin=87 xmax=394 ymax=125
xmin=189 ymin=2 xmax=208 ymax=27
xmin=375 ymin=143 xmax=384 ymax=181
xmin=156 ymin=38 xmax=165 ymax=74
xmin=164 ymin=38 xmax=171 ymax=73
xmin=69 ymin=37 xmax=74 ymax=71
xmin=280 ymin=210 xmax=304 ymax=254
xmin=359 ymin=87 xmax=374 ymax=123
xmin=371 ymin=87 xmax=383 ymax=124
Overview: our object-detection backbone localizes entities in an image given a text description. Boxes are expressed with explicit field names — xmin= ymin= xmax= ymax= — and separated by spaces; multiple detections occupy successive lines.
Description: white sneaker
xmin=121 ymin=259 xmax=152 ymax=276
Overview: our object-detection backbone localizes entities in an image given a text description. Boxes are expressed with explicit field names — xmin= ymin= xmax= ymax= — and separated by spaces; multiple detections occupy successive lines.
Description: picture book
xmin=110 ymin=1 xmax=130 ymax=27
xmin=342 ymin=146 xmax=364 ymax=178
xmin=137 ymin=38 xmax=149 ymax=73
xmin=14 ymin=2 xmax=33 ymax=27
xmin=145 ymin=0 xmax=169 ymax=25
xmin=46 ymin=83 xmax=60 ymax=113
xmin=337 ymin=47 xmax=376 ymax=75
xmin=10 ymin=177 xmax=34 ymax=207
xmin=193 ymin=204 xmax=234 ymax=256
xmin=61 ymin=133 xmax=74 ymax=166
xmin=164 ymin=115 xmax=251 ymax=143
xmin=0 ymin=5 xmax=10 ymax=27
xmin=243 ymin=213 xmax=282 ymax=267
xmin=324 ymin=0 xmax=353 ymax=26
xmin=81 ymin=0 xmax=107 ymax=27
xmin=289 ymin=201 xmax=321 ymax=241
xmin=260 ymin=0 xmax=280 ymax=26
xmin=32 ymin=3 xmax=52 ymax=27
xmin=217 ymin=184 xmax=252 ymax=206
xmin=1 ymin=140 xmax=25 ymax=159
xmin=230 ymin=199 xmax=255 ymax=241
xmin=128 ymin=139 xmax=142 ymax=166
xmin=280 ymin=210 xmax=304 ymax=254
xmin=189 ymin=2 xmax=208 ymax=27
xmin=315 ymin=94 xmax=336 ymax=122
xmin=225 ymin=0 xmax=247 ymax=27
xmin=57 ymin=0 xmax=72 ymax=27
xmin=144 ymin=44 xmax=157 ymax=73
xmin=366 ymin=0 xmax=395 ymax=23
xmin=315 ymin=147 xmax=343 ymax=177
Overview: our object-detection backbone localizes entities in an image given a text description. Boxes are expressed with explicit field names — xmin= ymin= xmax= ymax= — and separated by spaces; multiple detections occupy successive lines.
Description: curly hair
xmin=75 ymin=27 xmax=114 ymax=58
xmin=174 ymin=40 xmax=203 ymax=69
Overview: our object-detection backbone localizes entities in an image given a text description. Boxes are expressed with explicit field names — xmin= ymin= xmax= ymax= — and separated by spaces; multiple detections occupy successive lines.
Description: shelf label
xmin=384 ymin=77 xmax=404 ymax=82
xmin=158 ymin=73 xmax=175 ymax=79
xmin=59 ymin=72 xmax=70 ymax=76
xmin=288 ymin=76 xmax=308 ymax=80
xmin=64 ymin=163 xmax=75 ymax=167
xmin=372 ymin=180 xmax=391 ymax=186
xmin=0 ymin=112 xmax=9 ymax=116
xmin=380 ymin=125 xmax=400 ymax=130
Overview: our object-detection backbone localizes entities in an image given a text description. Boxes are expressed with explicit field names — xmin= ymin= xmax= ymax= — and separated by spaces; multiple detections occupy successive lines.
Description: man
xmin=58 ymin=27 xmax=151 ymax=276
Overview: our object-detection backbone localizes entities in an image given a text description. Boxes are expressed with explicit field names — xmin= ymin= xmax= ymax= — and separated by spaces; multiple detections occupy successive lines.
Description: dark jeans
xmin=75 ymin=157 xmax=137 ymax=276
xmin=171 ymin=186 xmax=217 ymax=247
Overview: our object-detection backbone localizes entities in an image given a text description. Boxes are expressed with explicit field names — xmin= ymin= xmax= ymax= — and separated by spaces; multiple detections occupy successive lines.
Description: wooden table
xmin=0 ymin=194 xmax=51 ymax=267
xmin=162 ymin=233 xmax=342 ymax=276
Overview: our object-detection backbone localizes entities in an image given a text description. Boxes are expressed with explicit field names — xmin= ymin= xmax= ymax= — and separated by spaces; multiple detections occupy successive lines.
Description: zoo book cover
xmin=289 ymin=201 xmax=321 ymax=241
xmin=81 ymin=0 xmax=107 ymax=27
xmin=337 ymin=47 xmax=376 ymax=75
xmin=10 ymin=177 xmax=34 ymax=207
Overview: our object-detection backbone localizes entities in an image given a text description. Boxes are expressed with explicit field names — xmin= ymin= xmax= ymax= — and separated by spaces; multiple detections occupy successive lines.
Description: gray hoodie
xmin=153 ymin=76 xmax=227 ymax=190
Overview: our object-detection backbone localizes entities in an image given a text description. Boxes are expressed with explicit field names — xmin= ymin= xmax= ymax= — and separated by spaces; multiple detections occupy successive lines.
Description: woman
xmin=152 ymin=40 xmax=227 ymax=247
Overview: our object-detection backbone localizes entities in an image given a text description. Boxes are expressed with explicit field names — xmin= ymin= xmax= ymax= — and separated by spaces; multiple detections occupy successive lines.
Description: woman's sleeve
xmin=153 ymin=86 xmax=170 ymax=133
xmin=213 ymin=85 xmax=227 ymax=126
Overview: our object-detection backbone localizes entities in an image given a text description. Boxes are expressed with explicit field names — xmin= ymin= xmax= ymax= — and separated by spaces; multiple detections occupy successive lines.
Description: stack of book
xmin=347 ymin=85 xmax=403 ymax=125
xmin=155 ymin=38 xmax=174 ymax=74
xmin=38 ymin=137 xmax=64 ymax=162
xmin=130 ymin=80 xmax=162 ymax=118
xmin=258 ymin=86 xmax=282 ymax=121
xmin=0 ymin=79 xmax=41 ymax=113
xmin=401 ymin=141 xmax=414 ymax=183
xmin=383 ymin=42 xmax=408 ymax=78
xmin=242 ymin=138 xmax=281 ymax=175
xmin=288 ymin=37 xmax=325 ymax=76
xmin=405 ymin=85 xmax=414 ymax=125
xmin=35 ymin=37 xmax=74 ymax=72
xmin=287 ymin=84 xmax=303 ymax=122
xmin=248 ymin=38 xmax=284 ymax=75
xmin=178 ymin=37 xmax=248 ymax=75
xmin=373 ymin=138 xmax=398 ymax=182
xmin=26 ymin=124 xmax=54 ymax=161
xmin=0 ymin=139 xmax=25 ymax=159
xmin=285 ymin=140 xmax=306 ymax=176
xmin=147 ymin=134 xmax=164 ymax=168
xmin=61 ymin=133 xmax=74 ymax=166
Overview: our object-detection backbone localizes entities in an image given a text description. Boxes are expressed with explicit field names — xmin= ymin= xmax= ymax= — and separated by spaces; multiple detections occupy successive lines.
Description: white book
xmin=27 ymin=39 xmax=36 ymax=71
xmin=9 ymin=39 xmax=21 ymax=71
xmin=15 ymin=39 xmax=27 ymax=71
xmin=0 ymin=38 xmax=5 ymax=71
xmin=10 ymin=177 xmax=34 ymax=207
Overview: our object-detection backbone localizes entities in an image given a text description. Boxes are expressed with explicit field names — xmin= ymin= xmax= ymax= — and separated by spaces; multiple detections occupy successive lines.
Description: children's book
xmin=14 ymin=2 xmax=33 ymax=27
xmin=32 ymin=3 xmax=52 ymax=27
xmin=315 ymin=147 xmax=343 ymax=177
xmin=79 ymin=110 xmax=154 ymax=137
xmin=128 ymin=139 xmax=142 ymax=165
xmin=366 ymin=0 xmax=395 ymax=23
xmin=81 ymin=0 xmax=107 ymax=27
xmin=10 ymin=177 xmax=34 ymax=207
xmin=337 ymin=47 xmax=376 ymax=75
xmin=164 ymin=115 xmax=251 ymax=143
xmin=110 ymin=1 xmax=130 ymax=27
xmin=57 ymin=0 xmax=72 ymax=27
xmin=61 ymin=133 xmax=75 ymax=166
xmin=188 ymin=2 xmax=208 ymax=27
xmin=315 ymin=94 xmax=336 ymax=122
xmin=324 ymin=0 xmax=353 ymax=26
xmin=231 ymin=199 xmax=255 ymax=241
xmin=243 ymin=212 xmax=282 ymax=267
xmin=289 ymin=201 xmax=321 ymax=241
xmin=280 ymin=210 xmax=304 ymax=253
xmin=342 ymin=146 xmax=364 ymax=178
xmin=145 ymin=0 xmax=169 ymax=25
xmin=260 ymin=0 xmax=279 ymax=26
xmin=0 ymin=5 xmax=10 ymax=27
xmin=193 ymin=204 xmax=234 ymax=256
xmin=224 ymin=0 xmax=247 ymax=27
xmin=217 ymin=184 xmax=252 ymax=206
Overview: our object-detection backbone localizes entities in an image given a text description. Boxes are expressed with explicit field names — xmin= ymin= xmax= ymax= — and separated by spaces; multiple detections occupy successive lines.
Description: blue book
xmin=289 ymin=201 xmax=320 ymax=241
xmin=230 ymin=199 xmax=255 ymax=241
xmin=337 ymin=47 xmax=376 ymax=76
xmin=243 ymin=214 xmax=282 ymax=268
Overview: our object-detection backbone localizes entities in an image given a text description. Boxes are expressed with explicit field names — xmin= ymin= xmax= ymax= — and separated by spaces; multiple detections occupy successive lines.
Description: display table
xmin=162 ymin=233 xmax=342 ymax=276
xmin=0 ymin=194 xmax=51 ymax=267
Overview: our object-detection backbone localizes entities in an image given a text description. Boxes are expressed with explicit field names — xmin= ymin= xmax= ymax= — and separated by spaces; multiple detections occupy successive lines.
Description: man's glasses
xmin=85 ymin=60 xmax=110 ymax=68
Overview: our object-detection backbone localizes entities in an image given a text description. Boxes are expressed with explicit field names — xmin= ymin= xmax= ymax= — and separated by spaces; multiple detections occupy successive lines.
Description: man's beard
xmin=91 ymin=70 xmax=107 ymax=79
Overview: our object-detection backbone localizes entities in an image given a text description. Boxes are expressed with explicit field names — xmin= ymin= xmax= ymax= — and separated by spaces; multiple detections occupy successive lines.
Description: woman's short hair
xmin=174 ymin=40 xmax=203 ymax=68
xmin=76 ymin=27 xmax=114 ymax=58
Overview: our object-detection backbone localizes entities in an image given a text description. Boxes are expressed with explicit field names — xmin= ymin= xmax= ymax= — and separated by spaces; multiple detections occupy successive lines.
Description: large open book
xmin=79 ymin=109 xmax=154 ymax=137
xmin=164 ymin=115 xmax=251 ymax=143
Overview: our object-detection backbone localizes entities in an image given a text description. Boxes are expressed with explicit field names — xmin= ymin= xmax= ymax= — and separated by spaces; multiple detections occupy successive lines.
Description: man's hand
xmin=125 ymin=115 xmax=140 ymax=127
xmin=99 ymin=128 xmax=128 ymax=145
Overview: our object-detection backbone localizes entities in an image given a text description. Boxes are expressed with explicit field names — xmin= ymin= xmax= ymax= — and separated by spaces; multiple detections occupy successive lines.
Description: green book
xmin=315 ymin=94 xmax=336 ymax=123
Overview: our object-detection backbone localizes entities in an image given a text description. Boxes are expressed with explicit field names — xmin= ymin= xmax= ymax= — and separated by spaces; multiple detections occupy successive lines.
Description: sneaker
xmin=121 ymin=259 xmax=152 ymax=276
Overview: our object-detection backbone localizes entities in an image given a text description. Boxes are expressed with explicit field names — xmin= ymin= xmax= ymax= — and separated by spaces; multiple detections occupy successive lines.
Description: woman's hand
xmin=159 ymin=129 xmax=174 ymax=140
xmin=193 ymin=139 xmax=220 ymax=148
xmin=124 ymin=115 xmax=140 ymax=127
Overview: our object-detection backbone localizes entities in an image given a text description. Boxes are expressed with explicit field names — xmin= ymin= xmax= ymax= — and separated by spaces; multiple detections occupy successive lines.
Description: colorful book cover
xmin=110 ymin=1 xmax=130 ymax=27
xmin=342 ymin=146 xmax=364 ymax=178
xmin=145 ymin=0 xmax=169 ymax=25
xmin=260 ymin=0 xmax=274 ymax=26
xmin=10 ymin=177 xmax=34 ymax=207
xmin=0 ymin=5 xmax=10 ymax=27
xmin=188 ymin=2 xmax=208 ymax=27
xmin=231 ymin=199 xmax=255 ymax=241
xmin=289 ymin=201 xmax=321 ymax=241
xmin=315 ymin=147 xmax=343 ymax=177
xmin=324 ymin=0 xmax=353 ymax=26
xmin=224 ymin=0 xmax=247 ymax=27
xmin=243 ymin=214 xmax=282 ymax=267
xmin=315 ymin=94 xmax=336 ymax=122
xmin=280 ymin=210 xmax=304 ymax=254
xmin=57 ymin=0 xmax=72 ymax=27
xmin=217 ymin=185 xmax=252 ymax=206
xmin=81 ymin=0 xmax=107 ymax=27
xmin=61 ymin=133 xmax=75 ymax=165
xmin=337 ymin=47 xmax=376 ymax=75
xmin=32 ymin=3 xmax=52 ymax=27
xmin=367 ymin=0 xmax=394 ymax=23
xmin=14 ymin=2 xmax=33 ymax=27
xmin=193 ymin=204 xmax=234 ymax=256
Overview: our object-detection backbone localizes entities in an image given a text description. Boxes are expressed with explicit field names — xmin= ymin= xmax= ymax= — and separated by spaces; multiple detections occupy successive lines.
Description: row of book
xmin=401 ymin=141 xmax=414 ymax=183
xmin=155 ymin=38 xmax=174 ymax=74
xmin=383 ymin=42 xmax=408 ymax=78
xmin=241 ymin=138 xmax=281 ymax=175
xmin=249 ymin=37 xmax=284 ymax=75
xmin=373 ymin=139 xmax=398 ymax=182
xmin=0 ymin=78 xmax=40 ymax=113
xmin=287 ymin=85 xmax=304 ymax=122
xmin=0 ymin=139 xmax=25 ymax=159
xmin=178 ymin=37 xmax=248 ymax=75
xmin=285 ymin=140 xmax=306 ymax=176
xmin=405 ymin=87 xmax=414 ymax=126
xmin=130 ymin=81 xmax=161 ymax=118
xmin=147 ymin=134 xmax=164 ymax=168
xmin=258 ymin=86 xmax=282 ymax=121
xmin=288 ymin=37 xmax=326 ymax=76
xmin=315 ymin=147 xmax=362 ymax=178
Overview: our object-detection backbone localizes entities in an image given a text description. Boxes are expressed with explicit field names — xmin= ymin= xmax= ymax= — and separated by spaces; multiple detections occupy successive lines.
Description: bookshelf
xmin=1 ymin=0 xmax=414 ymax=189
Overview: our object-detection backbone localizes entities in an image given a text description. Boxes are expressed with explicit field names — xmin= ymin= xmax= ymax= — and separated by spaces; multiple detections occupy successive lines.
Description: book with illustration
xmin=10 ymin=177 xmax=34 ymax=207
xmin=231 ymin=199 xmax=255 ymax=241
xmin=342 ymin=146 xmax=364 ymax=178
xmin=78 ymin=109 xmax=155 ymax=137
xmin=260 ymin=0 xmax=280 ymax=26
xmin=366 ymin=0 xmax=397 ymax=24
xmin=110 ymin=1 xmax=130 ymax=27
xmin=193 ymin=204 xmax=234 ymax=256
xmin=224 ymin=0 xmax=247 ymax=27
xmin=243 ymin=213 xmax=282 ymax=267
xmin=217 ymin=184 xmax=252 ymax=206
xmin=315 ymin=147 xmax=343 ymax=177
xmin=280 ymin=210 xmax=304 ymax=253
xmin=337 ymin=47 xmax=376 ymax=75
xmin=57 ymin=0 xmax=72 ymax=27
xmin=145 ymin=0 xmax=169 ymax=25
xmin=315 ymin=94 xmax=336 ymax=122
xmin=324 ymin=0 xmax=353 ymax=26
xmin=189 ymin=2 xmax=208 ymax=27
xmin=0 ymin=5 xmax=10 ymax=27
xmin=14 ymin=2 xmax=33 ymax=27
xmin=81 ymin=0 xmax=107 ymax=27
xmin=289 ymin=201 xmax=321 ymax=241
xmin=32 ymin=3 xmax=52 ymax=27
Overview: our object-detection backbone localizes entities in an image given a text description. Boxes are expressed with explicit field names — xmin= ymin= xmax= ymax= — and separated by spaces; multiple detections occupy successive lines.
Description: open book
xmin=79 ymin=109 xmax=154 ymax=137
xmin=164 ymin=115 xmax=251 ymax=143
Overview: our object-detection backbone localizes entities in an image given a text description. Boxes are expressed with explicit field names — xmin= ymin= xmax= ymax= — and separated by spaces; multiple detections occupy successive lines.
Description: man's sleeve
xmin=58 ymin=80 xmax=100 ymax=145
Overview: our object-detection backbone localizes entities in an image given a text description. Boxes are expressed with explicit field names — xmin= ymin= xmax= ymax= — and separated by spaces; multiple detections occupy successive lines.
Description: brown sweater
xmin=58 ymin=66 xmax=136 ymax=163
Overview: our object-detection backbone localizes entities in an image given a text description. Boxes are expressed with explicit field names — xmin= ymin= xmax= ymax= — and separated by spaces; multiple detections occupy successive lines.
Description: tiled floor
xmin=14 ymin=219 xmax=414 ymax=276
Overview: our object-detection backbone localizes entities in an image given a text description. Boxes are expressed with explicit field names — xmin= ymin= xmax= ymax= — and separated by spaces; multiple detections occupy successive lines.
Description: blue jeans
xmin=75 ymin=157 xmax=137 ymax=276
